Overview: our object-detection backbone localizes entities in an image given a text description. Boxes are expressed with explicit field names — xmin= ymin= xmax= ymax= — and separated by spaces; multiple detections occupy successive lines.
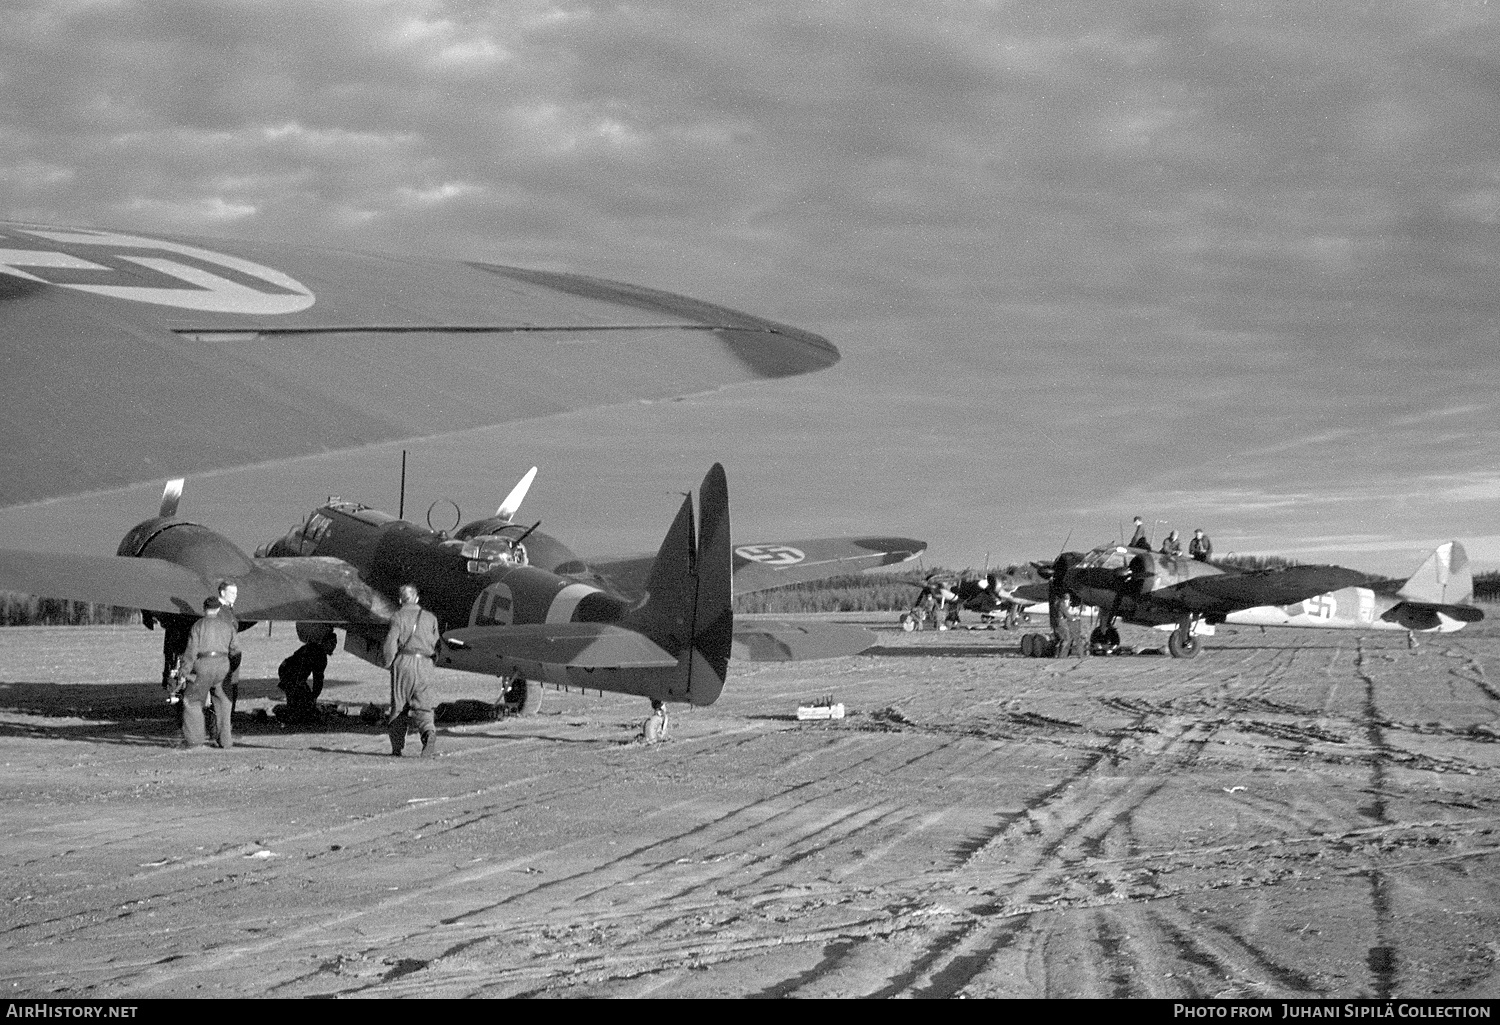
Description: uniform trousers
xmin=389 ymin=653 xmax=437 ymax=755
xmin=182 ymin=656 xmax=233 ymax=749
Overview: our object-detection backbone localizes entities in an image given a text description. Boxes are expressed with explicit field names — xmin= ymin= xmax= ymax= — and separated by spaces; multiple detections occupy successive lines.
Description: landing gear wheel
xmin=1167 ymin=629 xmax=1200 ymax=658
xmin=497 ymin=676 xmax=543 ymax=716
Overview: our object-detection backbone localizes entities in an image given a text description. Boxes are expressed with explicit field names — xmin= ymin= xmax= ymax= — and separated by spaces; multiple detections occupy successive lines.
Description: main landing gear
xmin=1167 ymin=616 xmax=1202 ymax=659
xmin=496 ymin=675 xmax=543 ymax=717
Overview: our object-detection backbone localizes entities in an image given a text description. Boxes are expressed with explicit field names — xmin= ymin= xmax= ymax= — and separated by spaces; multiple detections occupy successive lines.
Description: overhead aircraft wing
xmin=0 ymin=549 xmax=209 ymax=617
xmin=0 ymin=549 xmax=392 ymax=625
xmin=1169 ymin=565 xmax=1371 ymax=614
xmin=588 ymin=536 xmax=927 ymax=597
xmin=0 ymin=223 xmax=840 ymax=508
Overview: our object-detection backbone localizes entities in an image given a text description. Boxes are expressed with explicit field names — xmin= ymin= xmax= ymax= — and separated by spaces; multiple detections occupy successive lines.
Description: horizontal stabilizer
xmin=1381 ymin=601 xmax=1485 ymax=631
xmin=441 ymin=623 xmax=680 ymax=672
xmin=731 ymin=621 xmax=878 ymax=662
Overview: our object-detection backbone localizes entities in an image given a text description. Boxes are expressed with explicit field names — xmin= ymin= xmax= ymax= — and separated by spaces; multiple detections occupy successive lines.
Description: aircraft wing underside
xmin=588 ymin=536 xmax=927 ymax=598
xmin=0 ymin=549 xmax=392 ymax=625
xmin=0 ymin=223 xmax=839 ymax=508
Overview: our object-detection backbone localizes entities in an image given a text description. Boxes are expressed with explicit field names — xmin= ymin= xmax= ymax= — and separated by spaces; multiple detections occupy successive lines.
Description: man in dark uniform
xmin=1160 ymin=530 xmax=1183 ymax=557
xmin=277 ymin=633 xmax=338 ymax=724
xmin=151 ymin=613 xmax=194 ymax=694
xmin=1048 ymin=553 xmax=1084 ymax=657
xmin=176 ymin=596 xmax=240 ymax=750
xmin=1189 ymin=529 xmax=1213 ymax=562
xmin=1128 ymin=516 xmax=1148 ymax=549
xmin=383 ymin=584 xmax=442 ymax=757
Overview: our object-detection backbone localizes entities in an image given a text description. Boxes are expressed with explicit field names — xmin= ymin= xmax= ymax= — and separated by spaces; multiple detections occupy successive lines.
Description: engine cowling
xmin=117 ymin=517 xmax=254 ymax=579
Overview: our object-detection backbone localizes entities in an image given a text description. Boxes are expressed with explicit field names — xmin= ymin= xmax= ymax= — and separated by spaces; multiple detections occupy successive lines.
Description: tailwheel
xmin=496 ymin=676 xmax=543 ymax=716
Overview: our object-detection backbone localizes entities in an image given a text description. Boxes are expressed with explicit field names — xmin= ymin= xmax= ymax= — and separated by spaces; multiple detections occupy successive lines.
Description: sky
xmin=2 ymin=0 xmax=1499 ymax=578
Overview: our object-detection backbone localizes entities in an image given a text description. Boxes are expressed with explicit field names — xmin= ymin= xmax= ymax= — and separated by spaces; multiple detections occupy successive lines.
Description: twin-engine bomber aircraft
xmin=0 ymin=466 xmax=924 ymax=719
xmin=1039 ymin=544 xmax=1373 ymax=658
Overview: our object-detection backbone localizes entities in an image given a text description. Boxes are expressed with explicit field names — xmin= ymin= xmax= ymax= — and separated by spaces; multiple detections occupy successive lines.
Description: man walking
xmin=383 ymin=585 xmax=441 ymax=757
xmin=177 ymin=596 xmax=240 ymax=750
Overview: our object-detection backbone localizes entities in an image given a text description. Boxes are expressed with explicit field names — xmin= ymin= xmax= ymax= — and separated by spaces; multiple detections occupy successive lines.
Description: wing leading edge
xmin=0 ymin=223 xmax=840 ymax=508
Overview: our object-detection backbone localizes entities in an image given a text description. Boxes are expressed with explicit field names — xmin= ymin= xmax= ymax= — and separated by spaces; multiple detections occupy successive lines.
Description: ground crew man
xmin=644 ymin=699 xmax=670 ymax=744
xmin=1189 ymin=529 xmax=1213 ymax=562
xmin=1128 ymin=516 xmax=1148 ymax=549
xmin=383 ymin=585 xmax=441 ymax=757
xmin=151 ymin=613 xmax=194 ymax=693
xmin=277 ymin=633 xmax=338 ymax=724
xmin=1160 ymin=530 xmax=1183 ymax=557
xmin=216 ymin=581 xmax=243 ymax=713
xmin=176 ymin=596 xmax=240 ymax=750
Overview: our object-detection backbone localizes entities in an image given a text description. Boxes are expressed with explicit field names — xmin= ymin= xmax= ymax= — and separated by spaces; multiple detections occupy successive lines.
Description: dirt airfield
xmin=1 ymin=614 xmax=1498 ymax=1000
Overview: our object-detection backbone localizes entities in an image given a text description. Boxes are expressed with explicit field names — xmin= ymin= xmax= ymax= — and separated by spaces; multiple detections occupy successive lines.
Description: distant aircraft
xmin=1040 ymin=544 xmax=1369 ymax=658
xmin=0 ymin=467 xmax=922 ymax=723
xmin=0 ymin=223 xmax=840 ymax=510
xmin=1222 ymin=542 xmax=1482 ymax=642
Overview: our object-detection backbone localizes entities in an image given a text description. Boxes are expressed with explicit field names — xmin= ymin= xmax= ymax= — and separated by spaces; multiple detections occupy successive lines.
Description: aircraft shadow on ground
xmin=863 ymin=645 xmax=1022 ymax=658
xmin=0 ymin=678 xmax=524 ymax=749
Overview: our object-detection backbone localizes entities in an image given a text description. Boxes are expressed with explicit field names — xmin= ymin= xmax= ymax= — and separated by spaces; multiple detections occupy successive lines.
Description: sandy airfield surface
xmin=0 ymin=614 xmax=1498 ymax=1000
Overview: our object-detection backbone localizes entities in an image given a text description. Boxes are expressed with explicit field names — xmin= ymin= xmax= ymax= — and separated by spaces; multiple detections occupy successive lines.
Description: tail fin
xmin=1397 ymin=541 xmax=1473 ymax=605
xmin=632 ymin=464 xmax=732 ymax=706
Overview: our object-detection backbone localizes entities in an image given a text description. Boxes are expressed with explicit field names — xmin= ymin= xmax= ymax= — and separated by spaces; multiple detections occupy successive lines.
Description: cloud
xmin=3 ymin=1 xmax=1499 ymax=578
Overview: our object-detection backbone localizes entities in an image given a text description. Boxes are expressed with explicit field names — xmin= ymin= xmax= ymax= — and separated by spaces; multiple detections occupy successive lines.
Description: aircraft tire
xmin=1167 ymin=631 xmax=1201 ymax=659
xmin=1020 ymin=633 xmax=1033 ymax=657
xmin=499 ymin=677 xmax=544 ymax=716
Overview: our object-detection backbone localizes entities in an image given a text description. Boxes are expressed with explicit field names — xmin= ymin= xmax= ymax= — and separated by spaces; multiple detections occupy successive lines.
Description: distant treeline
xmin=733 ymin=572 xmax=931 ymax=614
xmin=0 ymin=594 xmax=139 ymax=626
xmin=1476 ymin=572 xmax=1500 ymax=602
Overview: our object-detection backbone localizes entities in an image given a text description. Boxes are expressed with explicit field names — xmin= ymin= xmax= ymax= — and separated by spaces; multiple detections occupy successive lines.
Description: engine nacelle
xmin=117 ymin=518 xmax=255 ymax=579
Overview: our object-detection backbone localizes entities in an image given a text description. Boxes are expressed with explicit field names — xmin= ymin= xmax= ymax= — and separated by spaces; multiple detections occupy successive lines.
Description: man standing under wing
xmin=177 ymin=595 xmax=240 ymax=750
xmin=384 ymin=584 xmax=441 ymax=757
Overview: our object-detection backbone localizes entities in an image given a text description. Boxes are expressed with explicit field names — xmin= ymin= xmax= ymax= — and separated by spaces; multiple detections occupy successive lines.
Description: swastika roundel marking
xmin=734 ymin=544 xmax=806 ymax=566
xmin=0 ymin=227 xmax=315 ymax=315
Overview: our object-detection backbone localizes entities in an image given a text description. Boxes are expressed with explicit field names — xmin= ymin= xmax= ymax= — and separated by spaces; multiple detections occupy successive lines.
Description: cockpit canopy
xmin=455 ymin=535 xmax=528 ymax=574
xmin=1080 ymin=546 xmax=1133 ymax=571
xmin=257 ymin=510 xmax=334 ymax=558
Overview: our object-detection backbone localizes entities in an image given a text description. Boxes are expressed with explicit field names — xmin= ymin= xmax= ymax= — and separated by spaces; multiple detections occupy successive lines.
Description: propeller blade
xmin=496 ymin=466 xmax=538 ymax=522
xmin=159 ymin=478 xmax=184 ymax=519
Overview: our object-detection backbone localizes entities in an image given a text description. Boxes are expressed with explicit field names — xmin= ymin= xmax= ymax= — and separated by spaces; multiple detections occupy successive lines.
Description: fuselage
xmin=260 ymin=500 xmax=630 ymax=640
xmin=1225 ymin=587 xmax=1471 ymax=634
